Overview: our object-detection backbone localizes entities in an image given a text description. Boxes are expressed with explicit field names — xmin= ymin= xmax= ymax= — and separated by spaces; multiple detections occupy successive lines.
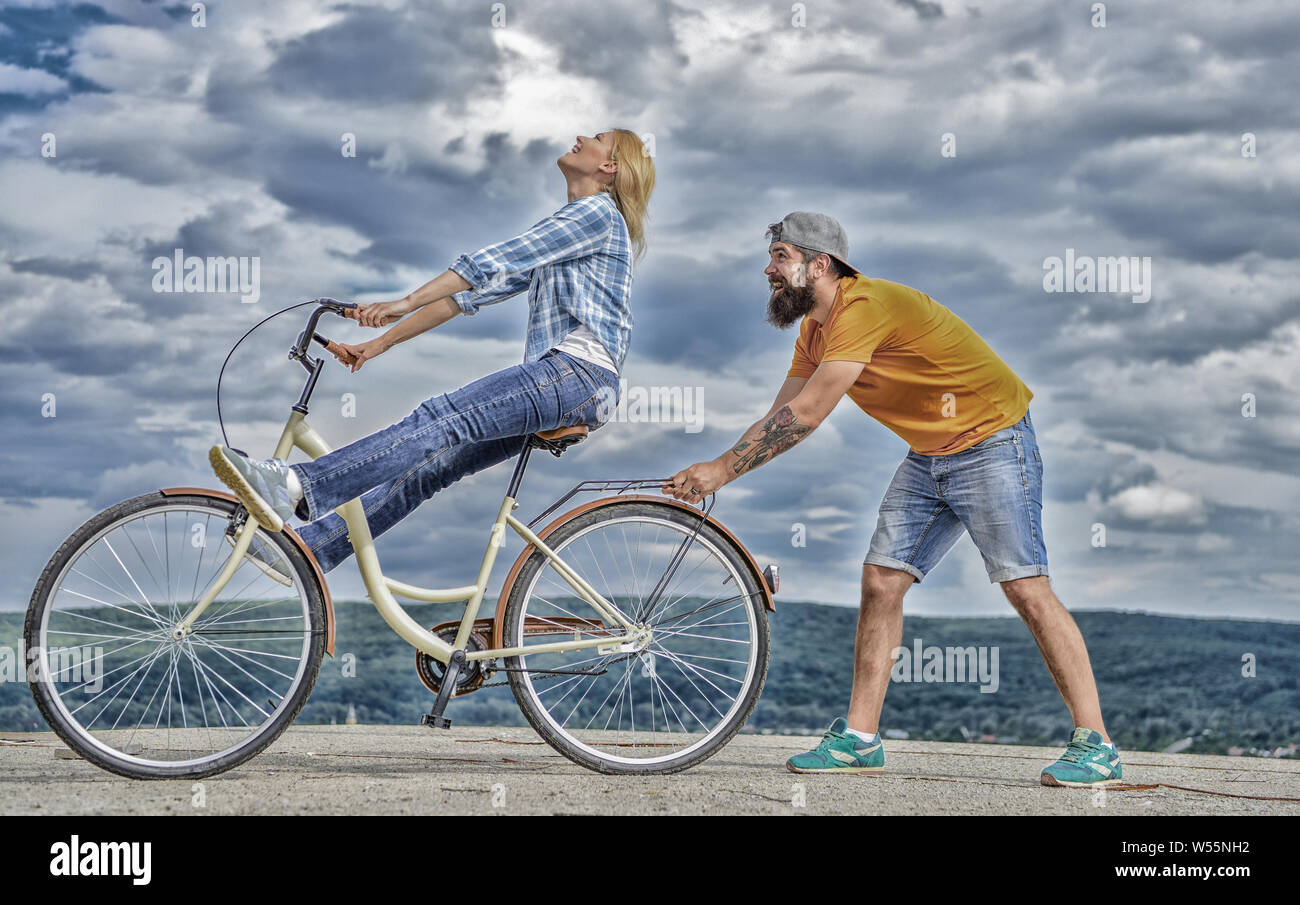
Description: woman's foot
xmin=209 ymin=446 xmax=300 ymax=532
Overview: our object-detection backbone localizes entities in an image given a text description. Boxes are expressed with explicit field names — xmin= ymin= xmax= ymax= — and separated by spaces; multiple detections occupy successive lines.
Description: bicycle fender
xmin=492 ymin=494 xmax=774 ymax=649
xmin=159 ymin=486 xmax=336 ymax=657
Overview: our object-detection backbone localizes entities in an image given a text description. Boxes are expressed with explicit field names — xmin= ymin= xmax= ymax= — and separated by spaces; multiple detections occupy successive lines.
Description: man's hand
xmin=355 ymin=297 xmax=414 ymax=328
xmin=662 ymin=459 xmax=731 ymax=502
xmin=332 ymin=336 xmax=391 ymax=373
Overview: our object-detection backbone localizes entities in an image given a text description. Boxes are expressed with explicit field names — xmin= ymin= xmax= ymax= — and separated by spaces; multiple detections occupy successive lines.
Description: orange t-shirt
xmin=787 ymin=275 xmax=1033 ymax=455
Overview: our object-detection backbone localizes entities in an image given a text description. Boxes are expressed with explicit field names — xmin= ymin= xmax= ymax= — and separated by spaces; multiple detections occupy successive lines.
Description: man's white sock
xmin=847 ymin=727 xmax=878 ymax=744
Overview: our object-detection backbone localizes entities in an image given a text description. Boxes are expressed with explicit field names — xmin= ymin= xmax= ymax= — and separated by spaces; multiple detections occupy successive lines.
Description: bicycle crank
xmin=415 ymin=626 xmax=495 ymax=697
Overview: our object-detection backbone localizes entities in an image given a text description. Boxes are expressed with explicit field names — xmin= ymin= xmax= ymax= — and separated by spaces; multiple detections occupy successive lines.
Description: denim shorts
xmin=864 ymin=409 xmax=1048 ymax=584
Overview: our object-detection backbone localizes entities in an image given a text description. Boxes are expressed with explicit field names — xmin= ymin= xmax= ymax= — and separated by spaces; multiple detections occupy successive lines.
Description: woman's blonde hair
xmin=602 ymin=128 xmax=655 ymax=261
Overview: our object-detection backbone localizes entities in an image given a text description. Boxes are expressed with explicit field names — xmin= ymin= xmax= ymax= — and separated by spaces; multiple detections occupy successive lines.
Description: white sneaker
xmin=209 ymin=445 xmax=298 ymax=532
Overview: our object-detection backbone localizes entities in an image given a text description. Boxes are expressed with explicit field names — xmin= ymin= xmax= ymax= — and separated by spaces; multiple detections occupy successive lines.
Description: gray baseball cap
xmin=765 ymin=211 xmax=859 ymax=275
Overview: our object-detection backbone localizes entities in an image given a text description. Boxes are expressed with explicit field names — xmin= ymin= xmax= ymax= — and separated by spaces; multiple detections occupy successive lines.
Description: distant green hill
xmin=3 ymin=602 xmax=1296 ymax=756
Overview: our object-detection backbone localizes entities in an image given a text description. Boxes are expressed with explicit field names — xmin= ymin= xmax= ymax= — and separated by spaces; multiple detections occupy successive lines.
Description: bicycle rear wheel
xmin=503 ymin=500 xmax=770 ymax=774
xmin=24 ymin=491 xmax=326 ymax=779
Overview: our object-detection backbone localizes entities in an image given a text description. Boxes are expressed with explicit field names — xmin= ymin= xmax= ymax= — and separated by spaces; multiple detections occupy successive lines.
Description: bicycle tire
xmin=503 ymin=500 xmax=770 ymax=774
xmin=25 ymin=491 xmax=327 ymax=779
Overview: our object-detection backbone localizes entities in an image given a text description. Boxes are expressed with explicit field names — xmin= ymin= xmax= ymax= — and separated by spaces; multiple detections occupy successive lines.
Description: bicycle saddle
xmin=531 ymin=425 xmax=588 ymax=456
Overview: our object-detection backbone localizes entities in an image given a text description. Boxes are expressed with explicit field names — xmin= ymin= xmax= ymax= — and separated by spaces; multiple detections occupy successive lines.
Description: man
xmin=662 ymin=212 xmax=1120 ymax=787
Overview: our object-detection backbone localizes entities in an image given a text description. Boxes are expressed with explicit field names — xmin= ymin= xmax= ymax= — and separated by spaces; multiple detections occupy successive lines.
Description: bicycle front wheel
xmin=24 ymin=491 xmax=327 ymax=779
xmin=503 ymin=500 xmax=770 ymax=774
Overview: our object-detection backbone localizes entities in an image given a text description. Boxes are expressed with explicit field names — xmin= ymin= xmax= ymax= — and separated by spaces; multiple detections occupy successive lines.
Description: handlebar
xmin=315 ymin=334 xmax=358 ymax=368
xmin=291 ymin=298 xmax=359 ymax=369
xmin=216 ymin=296 xmax=369 ymax=446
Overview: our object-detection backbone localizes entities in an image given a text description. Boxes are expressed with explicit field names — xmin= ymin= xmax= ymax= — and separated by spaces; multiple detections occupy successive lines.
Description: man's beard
xmin=766 ymin=278 xmax=817 ymax=328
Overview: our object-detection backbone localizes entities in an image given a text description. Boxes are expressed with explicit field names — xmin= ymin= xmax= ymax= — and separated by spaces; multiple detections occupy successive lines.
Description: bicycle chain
xmin=477 ymin=651 xmax=642 ymax=689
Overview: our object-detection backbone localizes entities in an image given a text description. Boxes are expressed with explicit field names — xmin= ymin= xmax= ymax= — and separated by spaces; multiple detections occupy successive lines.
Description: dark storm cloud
xmin=263 ymin=3 xmax=502 ymax=105
xmin=0 ymin=363 xmax=196 ymax=504
xmin=631 ymin=251 xmax=777 ymax=365
xmin=10 ymin=255 xmax=101 ymax=281
xmin=506 ymin=0 xmax=687 ymax=99
xmin=895 ymin=0 xmax=946 ymax=19
xmin=0 ymin=2 xmax=114 ymax=114
xmin=258 ymin=135 xmax=536 ymax=270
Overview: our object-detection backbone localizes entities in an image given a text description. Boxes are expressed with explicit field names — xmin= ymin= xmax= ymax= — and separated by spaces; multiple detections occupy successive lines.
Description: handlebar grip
xmin=324 ymin=340 xmax=358 ymax=367
xmin=314 ymin=297 xmax=357 ymax=312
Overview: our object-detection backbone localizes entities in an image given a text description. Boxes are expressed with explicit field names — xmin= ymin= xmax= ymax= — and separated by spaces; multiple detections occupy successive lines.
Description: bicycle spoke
xmin=650 ymin=643 xmax=747 ymax=685
xmin=61 ymin=580 xmax=170 ymax=629
xmin=31 ymin=499 xmax=319 ymax=774
xmin=190 ymin=635 xmax=301 ymax=682
xmin=511 ymin=509 xmax=763 ymax=769
xmin=103 ymin=538 xmax=166 ymax=625
xmin=72 ymin=643 xmax=170 ymax=723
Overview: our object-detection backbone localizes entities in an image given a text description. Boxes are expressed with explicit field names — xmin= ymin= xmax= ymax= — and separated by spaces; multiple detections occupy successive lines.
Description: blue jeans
xmin=864 ymin=409 xmax=1048 ymax=584
xmin=292 ymin=350 xmax=619 ymax=572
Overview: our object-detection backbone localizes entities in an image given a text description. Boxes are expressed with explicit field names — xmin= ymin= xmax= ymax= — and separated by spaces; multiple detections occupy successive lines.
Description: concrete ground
xmin=2 ymin=725 xmax=1297 ymax=815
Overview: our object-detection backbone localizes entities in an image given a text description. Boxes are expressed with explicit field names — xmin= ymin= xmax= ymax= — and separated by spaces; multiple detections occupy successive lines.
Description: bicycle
xmin=25 ymin=299 xmax=777 ymax=778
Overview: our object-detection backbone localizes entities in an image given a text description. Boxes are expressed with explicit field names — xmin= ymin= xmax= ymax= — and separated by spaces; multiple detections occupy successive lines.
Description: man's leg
xmin=1001 ymin=576 xmax=1109 ymax=741
xmin=846 ymin=564 xmax=916 ymax=733
xmin=853 ymin=449 xmax=966 ymax=734
xmin=945 ymin=410 xmax=1120 ymax=784
xmin=785 ymin=452 xmax=965 ymax=773
xmin=945 ymin=411 xmax=1111 ymax=736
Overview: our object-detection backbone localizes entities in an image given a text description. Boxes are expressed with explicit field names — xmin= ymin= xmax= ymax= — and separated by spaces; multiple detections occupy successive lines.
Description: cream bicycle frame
xmin=177 ymin=409 xmax=640 ymax=664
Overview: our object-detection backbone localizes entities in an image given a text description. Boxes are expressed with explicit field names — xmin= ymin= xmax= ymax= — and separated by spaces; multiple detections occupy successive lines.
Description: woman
xmin=210 ymin=129 xmax=655 ymax=577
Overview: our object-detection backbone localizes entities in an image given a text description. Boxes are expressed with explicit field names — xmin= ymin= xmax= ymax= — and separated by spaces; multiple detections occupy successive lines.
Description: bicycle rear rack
xmin=527 ymin=478 xmax=714 ymax=529
xmin=524 ymin=479 xmax=719 ymax=625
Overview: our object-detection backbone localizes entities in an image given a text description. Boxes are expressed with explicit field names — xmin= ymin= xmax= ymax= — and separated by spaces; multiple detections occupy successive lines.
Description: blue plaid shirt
xmin=449 ymin=191 xmax=633 ymax=373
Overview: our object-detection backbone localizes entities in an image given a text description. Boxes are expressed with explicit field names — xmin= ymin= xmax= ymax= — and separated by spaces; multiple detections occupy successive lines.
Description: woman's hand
xmin=355 ymin=297 xmax=414 ymax=328
xmin=332 ymin=336 xmax=390 ymax=373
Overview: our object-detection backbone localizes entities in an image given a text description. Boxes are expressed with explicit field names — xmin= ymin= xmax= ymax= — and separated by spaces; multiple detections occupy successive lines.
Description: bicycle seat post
xmin=504 ymin=426 xmax=590 ymax=500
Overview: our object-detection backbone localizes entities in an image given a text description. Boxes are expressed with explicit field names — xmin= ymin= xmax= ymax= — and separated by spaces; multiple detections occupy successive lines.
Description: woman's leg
xmin=296 ymin=435 xmax=525 ymax=572
xmin=293 ymin=350 xmax=618 ymax=525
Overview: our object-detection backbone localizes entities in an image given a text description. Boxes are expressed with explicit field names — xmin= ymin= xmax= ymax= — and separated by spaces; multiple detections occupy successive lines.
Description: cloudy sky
xmin=1 ymin=0 xmax=1297 ymax=621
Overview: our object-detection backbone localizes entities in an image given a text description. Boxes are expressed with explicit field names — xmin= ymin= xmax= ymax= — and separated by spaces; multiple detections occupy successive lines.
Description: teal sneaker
xmin=1040 ymin=728 xmax=1123 ymax=787
xmin=210 ymin=446 xmax=298 ymax=532
xmin=786 ymin=718 xmax=885 ymax=774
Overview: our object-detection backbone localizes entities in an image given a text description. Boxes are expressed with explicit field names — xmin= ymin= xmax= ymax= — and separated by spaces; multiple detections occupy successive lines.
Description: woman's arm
xmin=450 ymin=193 xmax=613 ymax=316
xmin=334 ymin=296 xmax=460 ymax=372
xmin=379 ymin=295 xmax=461 ymax=347
xmin=353 ymin=193 xmax=611 ymax=333
xmin=355 ymin=269 xmax=471 ymax=328
xmin=406 ymin=270 xmax=472 ymax=311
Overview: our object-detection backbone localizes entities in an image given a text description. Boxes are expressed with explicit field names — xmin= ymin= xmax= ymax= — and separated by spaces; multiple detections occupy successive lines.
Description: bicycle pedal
xmin=420 ymin=713 xmax=453 ymax=730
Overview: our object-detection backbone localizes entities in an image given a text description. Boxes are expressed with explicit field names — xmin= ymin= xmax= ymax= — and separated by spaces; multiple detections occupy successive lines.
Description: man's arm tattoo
xmin=728 ymin=405 xmax=811 ymax=475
